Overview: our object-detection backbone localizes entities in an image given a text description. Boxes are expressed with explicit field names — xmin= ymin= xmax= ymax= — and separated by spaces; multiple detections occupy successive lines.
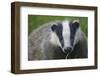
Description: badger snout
xmin=64 ymin=47 xmax=72 ymax=54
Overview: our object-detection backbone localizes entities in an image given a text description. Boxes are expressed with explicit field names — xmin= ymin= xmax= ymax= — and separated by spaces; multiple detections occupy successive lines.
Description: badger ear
xmin=51 ymin=24 xmax=57 ymax=31
xmin=73 ymin=20 xmax=79 ymax=28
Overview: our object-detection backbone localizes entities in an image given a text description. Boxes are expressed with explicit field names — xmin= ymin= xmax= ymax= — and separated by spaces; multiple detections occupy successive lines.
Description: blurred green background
xmin=28 ymin=15 xmax=88 ymax=37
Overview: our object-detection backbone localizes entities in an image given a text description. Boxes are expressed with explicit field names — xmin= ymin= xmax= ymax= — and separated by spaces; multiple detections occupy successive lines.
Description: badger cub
xmin=28 ymin=20 xmax=88 ymax=60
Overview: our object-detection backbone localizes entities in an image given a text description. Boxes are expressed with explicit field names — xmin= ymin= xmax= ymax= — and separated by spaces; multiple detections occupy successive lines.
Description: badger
xmin=28 ymin=20 xmax=88 ymax=60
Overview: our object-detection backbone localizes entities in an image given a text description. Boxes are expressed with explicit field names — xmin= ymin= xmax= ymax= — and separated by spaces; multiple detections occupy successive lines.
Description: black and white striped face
xmin=51 ymin=20 xmax=79 ymax=54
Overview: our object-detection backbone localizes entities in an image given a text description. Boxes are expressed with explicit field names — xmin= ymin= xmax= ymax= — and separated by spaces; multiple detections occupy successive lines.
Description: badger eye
xmin=58 ymin=37 xmax=63 ymax=42
xmin=60 ymin=39 xmax=64 ymax=47
xmin=60 ymin=37 xmax=63 ymax=41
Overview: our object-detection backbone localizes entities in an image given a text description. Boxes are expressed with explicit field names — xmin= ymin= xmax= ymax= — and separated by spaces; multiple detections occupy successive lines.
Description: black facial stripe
xmin=69 ymin=22 xmax=78 ymax=46
xmin=55 ymin=23 xmax=64 ymax=47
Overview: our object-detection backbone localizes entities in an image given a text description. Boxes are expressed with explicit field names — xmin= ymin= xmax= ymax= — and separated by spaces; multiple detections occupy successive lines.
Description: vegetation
xmin=28 ymin=15 xmax=88 ymax=36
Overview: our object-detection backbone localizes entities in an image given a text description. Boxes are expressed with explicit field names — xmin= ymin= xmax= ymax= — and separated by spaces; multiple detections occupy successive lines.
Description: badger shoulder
xmin=28 ymin=21 xmax=62 ymax=60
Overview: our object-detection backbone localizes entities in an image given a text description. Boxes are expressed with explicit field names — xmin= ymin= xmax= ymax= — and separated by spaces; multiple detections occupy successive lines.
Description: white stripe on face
xmin=62 ymin=20 xmax=71 ymax=49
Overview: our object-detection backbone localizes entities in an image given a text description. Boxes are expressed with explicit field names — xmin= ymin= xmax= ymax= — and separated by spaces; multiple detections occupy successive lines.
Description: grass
xmin=28 ymin=15 xmax=88 ymax=36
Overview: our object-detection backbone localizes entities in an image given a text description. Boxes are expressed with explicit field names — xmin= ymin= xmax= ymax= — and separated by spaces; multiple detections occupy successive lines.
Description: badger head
xmin=50 ymin=20 xmax=79 ymax=54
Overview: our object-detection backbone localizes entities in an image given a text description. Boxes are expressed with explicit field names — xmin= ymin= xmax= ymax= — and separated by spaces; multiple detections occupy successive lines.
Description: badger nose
xmin=64 ymin=47 xmax=72 ymax=54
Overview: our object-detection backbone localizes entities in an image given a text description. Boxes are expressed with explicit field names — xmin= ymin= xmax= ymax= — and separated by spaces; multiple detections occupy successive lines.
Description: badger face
xmin=51 ymin=20 xmax=79 ymax=54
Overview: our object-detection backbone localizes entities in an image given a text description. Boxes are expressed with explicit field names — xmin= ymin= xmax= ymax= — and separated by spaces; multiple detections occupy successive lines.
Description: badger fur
xmin=28 ymin=20 xmax=88 ymax=60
